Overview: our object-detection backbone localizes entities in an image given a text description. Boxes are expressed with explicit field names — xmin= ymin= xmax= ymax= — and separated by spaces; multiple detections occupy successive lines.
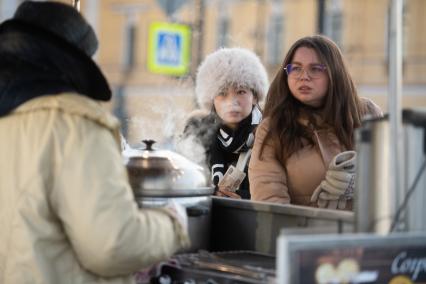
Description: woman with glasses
xmin=248 ymin=35 xmax=382 ymax=210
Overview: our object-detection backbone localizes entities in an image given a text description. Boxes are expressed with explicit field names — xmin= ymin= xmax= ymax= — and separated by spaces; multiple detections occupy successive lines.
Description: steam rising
xmin=118 ymin=81 xmax=218 ymax=176
xmin=127 ymin=100 xmax=185 ymax=149
xmin=175 ymin=134 xmax=207 ymax=168
xmin=174 ymin=109 xmax=218 ymax=175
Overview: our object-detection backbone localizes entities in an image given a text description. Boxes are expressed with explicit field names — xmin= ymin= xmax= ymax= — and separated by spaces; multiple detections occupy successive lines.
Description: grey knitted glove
xmin=311 ymin=151 xmax=356 ymax=209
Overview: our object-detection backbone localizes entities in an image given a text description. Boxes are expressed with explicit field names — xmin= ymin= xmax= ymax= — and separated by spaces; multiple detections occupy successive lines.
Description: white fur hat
xmin=195 ymin=47 xmax=268 ymax=110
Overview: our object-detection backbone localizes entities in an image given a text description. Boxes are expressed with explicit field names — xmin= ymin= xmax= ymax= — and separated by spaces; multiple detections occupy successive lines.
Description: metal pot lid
xmin=124 ymin=140 xmax=214 ymax=197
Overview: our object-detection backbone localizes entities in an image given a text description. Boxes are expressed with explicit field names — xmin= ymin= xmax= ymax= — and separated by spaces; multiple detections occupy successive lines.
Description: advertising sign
xmin=147 ymin=22 xmax=191 ymax=76
xmin=277 ymin=233 xmax=426 ymax=284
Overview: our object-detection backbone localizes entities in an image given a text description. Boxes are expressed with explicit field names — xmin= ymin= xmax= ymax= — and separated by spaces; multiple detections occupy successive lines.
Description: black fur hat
xmin=11 ymin=0 xmax=98 ymax=57
xmin=0 ymin=0 xmax=112 ymax=113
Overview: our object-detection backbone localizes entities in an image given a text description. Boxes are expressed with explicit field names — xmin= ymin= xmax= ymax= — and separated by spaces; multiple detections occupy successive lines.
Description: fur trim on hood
xmin=195 ymin=47 xmax=268 ymax=110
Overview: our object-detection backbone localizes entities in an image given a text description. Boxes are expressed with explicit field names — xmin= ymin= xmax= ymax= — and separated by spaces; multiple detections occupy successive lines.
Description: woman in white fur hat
xmin=182 ymin=47 xmax=268 ymax=199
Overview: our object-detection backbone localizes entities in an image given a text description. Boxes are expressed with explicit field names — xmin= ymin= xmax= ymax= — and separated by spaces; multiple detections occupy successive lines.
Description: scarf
xmin=209 ymin=106 xmax=262 ymax=198
xmin=0 ymin=20 xmax=111 ymax=117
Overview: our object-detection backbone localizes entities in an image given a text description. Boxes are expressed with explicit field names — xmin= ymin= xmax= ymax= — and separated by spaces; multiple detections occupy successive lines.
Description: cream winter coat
xmin=0 ymin=94 xmax=188 ymax=284
xmin=249 ymin=98 xmax=382 ymax=207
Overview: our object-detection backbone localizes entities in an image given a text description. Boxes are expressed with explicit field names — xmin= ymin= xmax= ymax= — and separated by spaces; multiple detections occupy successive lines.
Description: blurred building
xmin=1 ymin=0 xmax=425 ymax=144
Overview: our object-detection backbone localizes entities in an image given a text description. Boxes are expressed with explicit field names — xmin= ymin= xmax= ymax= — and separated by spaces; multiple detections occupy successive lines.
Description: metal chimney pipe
xmin=354 ymin=0 xmax=405 ymax=236
xmin=388 ymin=0 xmax=404 ymax=229
xmin=355 ymin=116 xmax=393 ymax=234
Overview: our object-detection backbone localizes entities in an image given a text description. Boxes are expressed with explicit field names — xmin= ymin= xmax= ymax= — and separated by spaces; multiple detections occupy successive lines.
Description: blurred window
xmin=267 ymin=16 xmax=283 ymax=65
xmin=324 ymin=0 xmax=342 ymax=47
xmin=123 ymin=21 xmax=137 ymax=72
xmin=217 ymin=18 xmax=229 ymax=48
xmin=216 ymin=0 xmax=229 ymax=48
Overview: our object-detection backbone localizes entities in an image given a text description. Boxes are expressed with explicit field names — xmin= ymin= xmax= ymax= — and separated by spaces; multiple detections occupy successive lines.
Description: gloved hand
xmin=163 ymin=200 xmax=189 ymax=235
xmin=311 ymin=151 xmax=356 ymax=209
xmin=215 ymin=185 xmax=242 ymax=199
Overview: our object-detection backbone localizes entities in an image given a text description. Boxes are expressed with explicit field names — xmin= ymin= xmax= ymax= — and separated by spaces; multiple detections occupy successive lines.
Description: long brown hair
xmin=260 ymin=35 xmax=364 ymax=164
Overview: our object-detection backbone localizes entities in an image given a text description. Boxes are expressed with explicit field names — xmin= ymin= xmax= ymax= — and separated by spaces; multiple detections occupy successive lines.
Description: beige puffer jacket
xmin=0 ymin=94 xmax=189 ymax=284
xmin=249 ymin=98 xmax=383 ymax=208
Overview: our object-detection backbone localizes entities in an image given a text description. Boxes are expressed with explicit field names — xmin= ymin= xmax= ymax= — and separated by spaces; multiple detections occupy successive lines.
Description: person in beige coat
xmin=249 ymin=35 xmax=382 ymax=210
xmin=0 ymin=2 xmax=188 ymax=284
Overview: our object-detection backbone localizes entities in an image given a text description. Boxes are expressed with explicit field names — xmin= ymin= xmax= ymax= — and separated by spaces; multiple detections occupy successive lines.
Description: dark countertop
xmin=210 ymin=197 xmax=354 ymax=254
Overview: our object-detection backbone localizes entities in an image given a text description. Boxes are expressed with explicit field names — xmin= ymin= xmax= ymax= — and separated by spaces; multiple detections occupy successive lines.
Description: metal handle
xmin=186 ymin=205 xmax=209 ymax=217
xmin=142 ymin=139 xmax=156 ymax=151
xmin=193 ymin=260 xmax=267 ymax=280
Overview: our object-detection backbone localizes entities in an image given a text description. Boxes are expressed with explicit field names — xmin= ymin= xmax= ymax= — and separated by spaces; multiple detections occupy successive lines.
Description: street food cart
xmin=69 ymin=0 xmax=425 ymax=283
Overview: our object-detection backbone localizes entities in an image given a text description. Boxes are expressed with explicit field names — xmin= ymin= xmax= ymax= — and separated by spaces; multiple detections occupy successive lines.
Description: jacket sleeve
xmin=49 ymin=114 xmax=188 ymax=277
xmin=361 ymin=97 xmax=383 ymax=119
xmin=248 ymin=120 xmax=291 ymax=203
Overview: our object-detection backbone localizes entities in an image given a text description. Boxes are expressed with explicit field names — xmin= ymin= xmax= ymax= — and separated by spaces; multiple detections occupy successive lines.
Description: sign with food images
xmin=277 ymin=233 xmax=426 ymax=284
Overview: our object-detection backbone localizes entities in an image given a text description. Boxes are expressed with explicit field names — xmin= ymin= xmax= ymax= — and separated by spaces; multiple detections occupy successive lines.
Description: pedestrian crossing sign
xmin=147 ymin=22 xmax=191 ymax=76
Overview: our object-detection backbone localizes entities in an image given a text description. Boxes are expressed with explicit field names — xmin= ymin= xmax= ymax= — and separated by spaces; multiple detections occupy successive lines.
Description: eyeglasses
xmin=284 ymin=64 xmax=327 ymax=79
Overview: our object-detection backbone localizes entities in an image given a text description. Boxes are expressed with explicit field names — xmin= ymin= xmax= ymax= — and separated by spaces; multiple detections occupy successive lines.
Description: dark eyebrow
xmin=290 ymin=61 xmax=323 ymax=66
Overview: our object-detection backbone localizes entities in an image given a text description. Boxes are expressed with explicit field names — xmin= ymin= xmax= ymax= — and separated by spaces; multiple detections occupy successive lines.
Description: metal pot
xmin=355 ymin=109 xmax=426 ymax=234
xmin=124 ymin=140 xmax=214 ymax=252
